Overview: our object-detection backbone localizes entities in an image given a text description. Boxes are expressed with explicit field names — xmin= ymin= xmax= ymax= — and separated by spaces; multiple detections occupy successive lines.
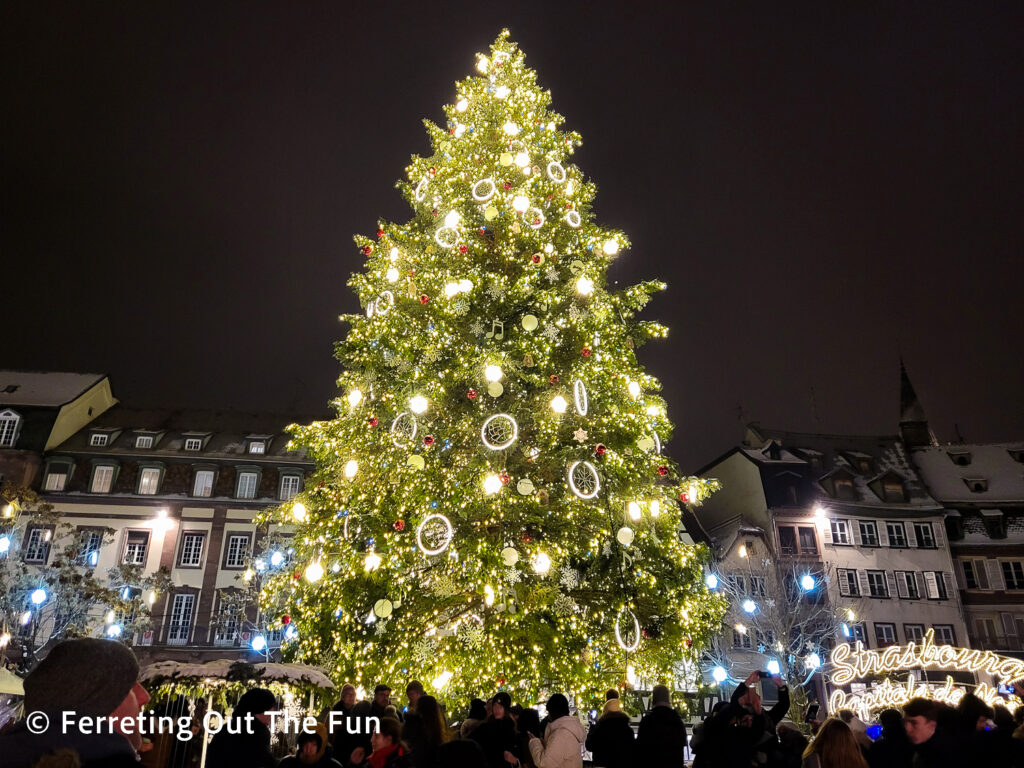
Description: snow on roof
xmin=0 ymin=371 xmax=107 ymax=407
xmin=140 ymin=659 xmax=334 ymax=689
xmin=912 ymin=443 xmax=1024 ymax=503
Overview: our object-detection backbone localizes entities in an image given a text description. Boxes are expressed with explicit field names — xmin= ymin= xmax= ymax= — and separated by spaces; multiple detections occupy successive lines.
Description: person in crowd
xmin=903 ymin=698 xmax=959 ymax=768
xmin=636 ymin=684 xmax=687 ymax=768
xmin=835 ymin=710 xmax=872 ymax=754
xmin=470 ymin=691 xmax=518 ymax=768
xmin=990 ymin=705 xmax=1024 ymax=765
xmin=513 ymin=708 xmax=542 ymax=768
xmin=331 ymin=685 xmax=369 ymax=763
xmin=585 ymin=690 xmax=634 ymax=768
xmin=689 ymin=701 xmax=727 ymax=768
xmin=866 ymin=708 xmax=912 ymax=768
xmin=348 ymin=717 xmax=411 ymax=768
xmin=0 ymin=638 xmax=153 ymax=768
xmin=777 ymin=723 xmax=810 ymax=768
xmin=525 ymin=694 xmax=584 ymax=768
xmin=437 ymin=738 xmax=488 ymax=768
xmin=801 ymin=718 xmax=868 ymax=768
xmin=280 ymin=722 xmax=343 ymax=768
xmin=405 ymin=695 xmax=449 ymax=768
xmin=205 ymin=687 xmax=278 ymax=768
xmin=372 ymin=686 xmax=397 ymax=721
xmin=1013 ymin=705 xmax=1024 ymax=740
xmin=460 ymin=699 xmax=487 ymax=738
xmin=731 ymin=671 xmax=790 ymax=767
xmin=402 ymin=682 xmax=425 ymax=751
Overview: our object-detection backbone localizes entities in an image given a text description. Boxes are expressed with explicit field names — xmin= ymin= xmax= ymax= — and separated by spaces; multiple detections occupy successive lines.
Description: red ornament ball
xmin=431 ymin=208 xmax=438 ymax=217
xmin=423 ymin=435 xmax=435 ymax=446
xmin=467 ymin=388 xmax=478 ymax=400
xmin=376 ymin=229 xmax=384 ymax=239
xmin=281 ymin=615 xmax=291 ymax=625
xmin=679 ymin=492 xmax=689 ymax=503
xmin=368 ymin=417 xmax=378 ymax=427
xmin=531 ymin=254 xmax=542 ymax=264
xmin=362 ymin=245 xmax=373 ymax=255
xmin=503 ymin=182 xmax=512 ymax=190
xmin=549 ymin=375 xmax=560 ymax=385
xmin=499 ymin=472 xmax=510 ymax=485
xmin=520 ymin=534 xmax=531 ymax=543
xmin=581 ymin=347 xmax=592 ymax=357
xmin=459 ymin=245 xmax=468 ymax=254
xmin=429 ymin=166 xmax=437 ymax=176
xmin=419 ymin=294 xmax=430 ymax=304
xmin=393 ymin=520 xmax=406 ymax=531
xmin=533 ymin=218 xmax=541 ymax=226
xmin=658 ymin=465 xmax=669 ymax=476
xmin=595 ymin=444 xmax=607 ymax=456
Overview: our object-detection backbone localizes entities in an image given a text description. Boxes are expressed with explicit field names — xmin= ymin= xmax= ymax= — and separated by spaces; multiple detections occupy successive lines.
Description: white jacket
xmin=528 ymin=715 xmax=586 ymax=768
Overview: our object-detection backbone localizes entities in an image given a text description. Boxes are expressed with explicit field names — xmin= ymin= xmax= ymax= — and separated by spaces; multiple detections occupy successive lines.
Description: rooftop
xmin=913 ymin=443 xmax=1024 ymax=504
xmin=0 ymin=371 xmax=107 ymax=407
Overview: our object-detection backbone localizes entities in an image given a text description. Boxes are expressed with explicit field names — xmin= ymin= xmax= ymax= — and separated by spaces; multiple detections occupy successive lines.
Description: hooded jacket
xmin=280 ymin=722 xmax=343 ymax=767
xmin=528 ymin=714 xmax=585 ymax=768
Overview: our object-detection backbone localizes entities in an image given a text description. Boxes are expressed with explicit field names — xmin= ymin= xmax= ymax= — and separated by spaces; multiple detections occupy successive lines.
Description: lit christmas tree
xmin=258 ymin=31 xmax=725 ymax=703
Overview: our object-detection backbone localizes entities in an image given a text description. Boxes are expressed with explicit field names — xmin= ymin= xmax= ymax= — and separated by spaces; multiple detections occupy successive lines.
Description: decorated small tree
xmin=259 ymin=32 xmax=725 ymax=704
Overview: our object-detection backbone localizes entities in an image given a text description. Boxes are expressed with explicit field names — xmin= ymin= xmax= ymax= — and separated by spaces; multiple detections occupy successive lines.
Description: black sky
xmin=3 ymin=2 xmax=1023 ymax=470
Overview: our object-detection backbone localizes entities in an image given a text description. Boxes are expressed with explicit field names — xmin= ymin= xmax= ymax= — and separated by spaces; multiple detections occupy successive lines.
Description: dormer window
xmin=0 ymin=409 xmax=22 ymax=448
xmin=135 ymin=435 xmax=154 ymax=449
xmin=948 ymin=451 xmax=972 ymax=467
xmin=247 ymin=440 xmax=266 ymax=455
xmin=982 ymin=509 xmax=1006 ymax=539
xmin=1009 ymin=449 xmax=1024 ymax=464
xmin=856 ymin=458 xmax=873 ymax=474
xmin=878 ymin=475 xmax=906 ymax=503
xmin=183 ymin=437 xmax=204 ymax=451
xmin=827 ymin=473 xmax=856 ymax=501
xmin=90 ymin=433 xmax=109 ymax=447
xmin=964 ymin=478 xmax=988 ymax=494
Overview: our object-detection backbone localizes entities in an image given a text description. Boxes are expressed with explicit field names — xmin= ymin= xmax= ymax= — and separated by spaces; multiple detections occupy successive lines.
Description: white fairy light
xmin=347 ymin=389 xmax=363 ymax=408
xmin=409 ymin=395 xmax=428 ymax=414
xmin=628 ymin=380 xmax=642 ymax=398
xmin=503 ymin=121 xmax=519 ymax=135
xmin=550 ymin=395 xmax=568 ymax=414
xmin=483 ymin=474 xmax=503 ymax=495
xmin=304 ymin=561 xmax=324 ymax=582
xmin=484 ymin=365 xmax=503 ymax=382
xmin=344 ymin=460 xmax=358 ymax=479
xmin=603 ymin=238 xmax=619 ymax=256
xmin=455 ymin=98 xmax=468 ymax=112
xmin=575 ymin=276 xmax=594 ymax=296
xmin=512 ymin=196 xmax=530 ymax=213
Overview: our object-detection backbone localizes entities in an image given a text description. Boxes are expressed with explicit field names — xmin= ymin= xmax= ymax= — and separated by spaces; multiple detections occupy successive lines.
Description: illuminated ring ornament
xmin=391 ymin=412 xmax=418 ymax=448
xmin=343 ymin=514 xmax=361 ymax=540
xmin=472 ymin=178 xmax=496 ymax=202
xmin=416 ymin=513 xmax=454 ymax=556
xmin=573 ymin=379 xmax=589 ymax=415
xmin=564 ymin=210 xmax=581 ymax=228
xmin=568 ymin=461 xmax=601 ymax=500
xmin=374 ymin=291 xmax=394 ymax=315
xmin=615 ymin=608 xmax=641 ymax=652
xmin=435 ymin=227 xmax=459 ymax=249
xmin=481 ymin=414 xmax=518 ymax=451
xmin=653 ymin=431 xmax=662 ymax=454
xmin=414 ymin=178 xmax=427 ymax=201
xmin=528 ymin=208 xmax=545 ymax=229
xmin=546 ymin=161 xmax=566 ymax=183
xmin=365 ymin=301 xmax=375 ymax=319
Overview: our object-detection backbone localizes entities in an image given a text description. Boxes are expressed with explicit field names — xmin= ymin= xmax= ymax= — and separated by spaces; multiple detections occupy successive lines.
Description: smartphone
xmin=757 ymin=671 xmax=771 ymax=679
xmin=803 ymin=704 xmax=819 ymax=723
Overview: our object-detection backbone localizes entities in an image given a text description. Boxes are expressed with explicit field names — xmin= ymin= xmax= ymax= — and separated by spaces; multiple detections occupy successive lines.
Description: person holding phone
xmin=731 ymin=670 xmax=791 ymax=767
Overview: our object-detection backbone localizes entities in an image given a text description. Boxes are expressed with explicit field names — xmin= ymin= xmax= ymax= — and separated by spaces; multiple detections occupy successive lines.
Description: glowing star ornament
xmin=550 ymin=395 xmax=568 ymax=414
xmin=364 ymin=551 xmax=382 ymax=572
xmin=483 ymin=474 xmax=504 ymax=495
xmin=409 ymin=395 xmax=429 ymax=414
xmin=532 ymin=552 xmax=551 ymax=575
xmin=575 ymin=276 xmax=594 ymax=296
xmin=347 ymin=389 xmax=364 ymax=408
xmin=304 ymin=561 xmax=324 ymax=583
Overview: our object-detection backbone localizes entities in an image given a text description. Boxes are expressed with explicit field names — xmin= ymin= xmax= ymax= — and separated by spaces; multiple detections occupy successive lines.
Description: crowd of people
xmin=2 ymin=639 xmax=1024 ymax=768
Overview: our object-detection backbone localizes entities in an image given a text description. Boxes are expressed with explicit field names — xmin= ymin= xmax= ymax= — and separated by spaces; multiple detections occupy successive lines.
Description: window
xmin=23 ymin=527 xmax=51 ymax=564
xmin=224 ymin=534 xmax=250 ymax=569
xmin=138 ymin=467 xmax=161 ymax=495
xmin=749 ymin=576 xmax=766 ymax=597
xmin=923 ymin=571 xmax=948 ymax=600
xmin=933 ymin=625 xmax=956 ymax=645
xmin=962 ymin=559 xmax=990 ymax=590
xmin=874 ymin=623 xmax=898 ymax=647
xmin=236 ymin=471 xmax=258 ymax=500
xmin=798 ymin=526 xmax=817 ymax=554
xmin=1009 ymin=449 xmax=1024 ymax=464
xmin=248 ymin=441 xmax=266 ymax=455
xmin=755 ymin=629 xmax=776 ymax=648
xmin=214 ymin=601 xmax=240 ymax=646
xmin=123 ymin=531 xmax=149 ymax=565
xmin=184 ymin=438 xmax=203 ymax=451
xmin=831 ymin=520 xmax=851 ymax=545
xmin=279 ymin=474 xmax=301 ymax=501
xmin=914 ymin=522 xmax=936 ymax=548
xmin=904 ymin=624 xmax=926 ymax=642
xmin=178 ymin=533 xmax=205 ymax=567
xmin=867 ymin=570 xmax=889 ymax=598
xmin=886 ymin=522 xmax=907 ymax=548
xmin=833 ymin=476 xmax=856 ymax=500
xmin=0 ymin=410 xmax=21 ymax=447
xmin=858 ymin=520 xmax=879 ymax=547
xmin=733 ymin=628 xmax=752 ymax=649
xmin=193 ymin=470 xmax=214 ymax=498
xmin=1002 ymin=561 xmax=1024 ymax=590
xmin=778 ymin=526 xmax=797 ymax=555
xmin=837 ymin=568 xmax=861 ymax=597
xmin=778 ymin=525 xmax=818 ymax=555
xmin=167 ymin=593 xmax=195 ymax=645
xmin=78 ymin=529 xmax=103 ymax=567
xmin=90 ymin=465 xmax=115 ymax=494
xmin=964 ymin=478 xmax=988 ymax=493
xmin=896 ymin=571 xmax=921 ymax=600
xmin=135 ymin=435 xmax=153 ymax=449
xmin=727 ymin=574 xmax=747 ymax=594
xmin=852 ymin=623 xmax=869 ymax=646
xmin=948 ymin=451 xmax=972 ymax=466
xmin=90 ymin=433 xmax=109 ymax=447
xmin=44 ymin=466 xmax=69 ymax=492
xmin=882 ymin=478 xmax=905 ymax=502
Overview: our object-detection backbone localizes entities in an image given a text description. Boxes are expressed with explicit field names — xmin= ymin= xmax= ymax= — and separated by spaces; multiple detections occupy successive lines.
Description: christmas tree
xmin=258 ymin=31 xmax=724 ymax=703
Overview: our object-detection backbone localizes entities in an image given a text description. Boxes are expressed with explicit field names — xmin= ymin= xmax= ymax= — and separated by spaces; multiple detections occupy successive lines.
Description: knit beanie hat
xmin=25 ymin=638 xmax=140 ymax=717
xmin=492 ymin=691 xmax=512 ymax=710
xmin=546 ymin=694 xmax=570 ymax=719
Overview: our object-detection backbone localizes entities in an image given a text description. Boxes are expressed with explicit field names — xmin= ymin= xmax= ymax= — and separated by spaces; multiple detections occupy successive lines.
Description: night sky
xmin=4 ymin=2 xmax=1022 ymax=470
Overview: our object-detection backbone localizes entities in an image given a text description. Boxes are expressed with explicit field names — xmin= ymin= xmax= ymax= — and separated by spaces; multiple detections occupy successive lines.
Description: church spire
xmin=899 ymin=358 xmax=937 ymax=447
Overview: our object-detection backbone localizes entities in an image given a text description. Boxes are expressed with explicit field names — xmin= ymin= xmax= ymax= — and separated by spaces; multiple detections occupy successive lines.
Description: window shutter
xmin=837 ymin=570 xmax=850 ymax=597
xmin=857 ymin=570 xmax=871 ymax=597
xmin=879 ymin=523 xmax=890 ymax=547
xmin=941 ymin=572 xmax=955 ymax=600
xmin=853 ymin=524 xmax=863 ymax=546
xmin=885 ymin=571 xmax=897 ymax=598
xmin=896 ymin=572 xmax=910 ymax=599
xmin=1001 ymin=612 xmax=1017 ymax=638
xmin=975 ymin=559 xmax=990 ymax=590
xmin=906 ymin=523 xmax=918 ymax=547
xmin=933 ymin=521 xmax=945 ymax=548
xmin=911 ymin=572 xmax=923 ymax=598
xmin=987 ymin=560 xmax=1006 ymax=591
xmin=821 ymin=522 xmax=833 ymax=545
xmin=924 ymin=571 xmax=940 ymax=599
xmin=954 ymin=559 xmax=968 ymax=589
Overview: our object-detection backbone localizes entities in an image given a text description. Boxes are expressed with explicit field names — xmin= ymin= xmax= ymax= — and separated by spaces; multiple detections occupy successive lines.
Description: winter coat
xmin=0 ymin=716 xmax=140 ymax=768
xmin=348 ymin=743 xmax=412 ymax=768
xmin=636 ymin=705 xmax=687 ymax=768
xmin=585 ymin=709 xmax=634 ymax=768
xmin=469 ymin=716 xmax=519 ymax=768
xmin=867 ymin=731 xmax=913 ymax=768
xmin=205 ymin=717 xmax=276 ymax=768
xmin=279 ymin=723 xmax=343 ymax=768
xmin=459 ymin=718 xmax=484 ymax=739
xmin=527 ymin=715 xmax=585 ymax=768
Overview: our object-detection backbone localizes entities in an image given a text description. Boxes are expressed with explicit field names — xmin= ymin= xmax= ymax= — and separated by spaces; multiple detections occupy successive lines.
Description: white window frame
xmin=248 ymin=441 xmax=266 ymax=455
xmin=78 ymin=529 xmax=103 ymax=567
xmin=837 ymin=568 xmax=860 ymax=597
xmin=732 ymin=628 xmax=752 ymax=649
xmin=90 ymin=433 xmax=109 ymax=447
xmin=135 ymin=435 xmax=154 ymax=449
xmin=167 ymin=593 xmax=196 ymax=645
xmin=858 ymin=520 xmax=879 ymax=547
xmin=90 ymin=465 xmax=115 ymax=494
xmin=1002 ymin=561 xmax=1024 ymax=590
xmin=831 ymin=519 xmax=851 ymax=545
xmin=192 ymin=470 xmax=215 ymax=498
xmin=44 ymin=467 xmax=69 ymax=492
xmin=213 ymin=601 xmax=240 ymax=646
xmin=886 ymin=522 xmax=907 ymax=548
xmin=933 ymin=625 xmax=956 ymax=645
xmin=924 ymin=571 xmax=948 ymax=600
xmin=184 ymin=437 xmax=204 ymax=451
xmin=279 ymin=474 xmax=301 ymax=501
xmin=961 ymin=558 xmax=991 ymax=590
xmin=0 ymin=409 xmax=21 ymax=447
xmin=896 ymin=570 xmax=921 ymax=600
xmin=137 ymin=467 xmax=161 ymax=495
xmin=904 ymin=624 xmax=926 ymax=642
xmin=874 ymin=622 xmax=898 ymax=646
xmin=914 ymin=522 xmax=935 ymax=548
xmin=236 ymin=471 xmax=258 ymax=500
xmin=178 ymin=533 xmax=205 ymax=567
xmin=23 ymin=527 xmax=50 ymax=563
xmin=867 ymin=570 xmax=889 ymax=598
xmin=224 ymin=534 xmax=249 ymax=569
xmin=123 ymin=531 xmax=149 ymax=565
